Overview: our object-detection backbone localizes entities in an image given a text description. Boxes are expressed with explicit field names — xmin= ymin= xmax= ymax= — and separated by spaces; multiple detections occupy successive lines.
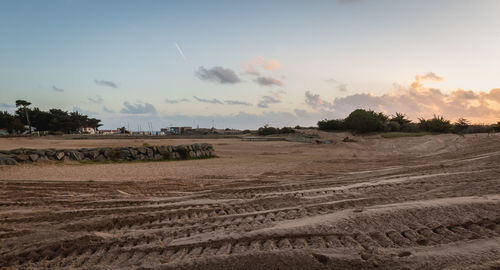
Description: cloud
xmin=305 ymin=90 xmax=333 ymax=108
xmin=327 ymin=78 xmax=348 ymax=92
xmin=305 ymin=72 xmax=500 ymax=123
xmin=195 ymin=66 xmax=241 ymax=84
xmin=165 ymin=98 xmax=190 ymax=104
xmin=102 ymin=106 xmax=114 ymax=113
xmin=419 ymin=72 xmax=443 ymax=81
xmin=242 ymin=57 xmax=283 ymax=75
xmin=255 ymin=76 xmax=284 ymax=86
xmin=193 ymin=96 xmax=224 ymax=104
xmin=52 ymin=86 xmax=64 ymax=92
xmin=258 ymin=95 xmax=281 ymax=108
xmin=88 ymin=95 xmax=104 ymax=104
xmin=0 ymin=103 xmax=15 ymax=108
xmin=95 ymin=79 xmax=118 ymax=88
xmin=120 ymin=102 xmax=157 ymax=114
xmin=175 ymin=43 xmax=186 ymax=61
xmin=225 ymin=100 xmax=252 ymax=106
xmin=73 ymin=106 xmax=98 ymax=116
xmin=337 ymin=84 xmax=348 ymax=92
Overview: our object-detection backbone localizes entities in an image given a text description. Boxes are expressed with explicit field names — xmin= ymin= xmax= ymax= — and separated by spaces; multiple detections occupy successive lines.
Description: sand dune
xmin=0 ymin=133 xmax=499 ymax=269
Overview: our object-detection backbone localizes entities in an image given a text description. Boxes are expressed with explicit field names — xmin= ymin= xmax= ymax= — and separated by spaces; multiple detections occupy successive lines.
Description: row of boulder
xmin=0 ymin=143 xmax=215 ymax=165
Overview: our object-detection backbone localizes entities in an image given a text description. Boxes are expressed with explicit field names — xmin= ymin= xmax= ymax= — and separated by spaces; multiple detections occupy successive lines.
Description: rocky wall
xmin=0 ymin=143 xmax=215 ymax=165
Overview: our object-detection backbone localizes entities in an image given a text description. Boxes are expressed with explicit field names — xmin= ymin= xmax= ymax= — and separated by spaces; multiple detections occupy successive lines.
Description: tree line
xmin=0 ymin=100 xmax=102 ymax=134
xmin=317 ymin=109 xmax=500 ymax=134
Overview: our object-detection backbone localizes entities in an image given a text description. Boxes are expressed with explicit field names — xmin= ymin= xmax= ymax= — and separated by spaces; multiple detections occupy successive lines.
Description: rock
xmin=95 ymin=154 xmax=106 ymax=161
xmin=5 ymin=158 xmax=18 ymax=165
xmin=29 ymin=154 xmax=39 ymax=162
xmin=129 ymin=149 xmax=138 ymax=158
xmin=45 ymin=150 xmax=56 ymax=157
xmin=343 ymin=137 xmax=356 ymax=142
xmin=87 ymin=150 xmax=100 ymax=159
xmin=154 ymin=154 xmax=163 ymax=160
xmin=103 ymin=149 xmax=112 ymax=158
xmin=0 ymin=157 xmax=18 ymax=165
xmin=146 ymin=148 xmax=154 ymax=159
xmin=159 ymin=146 xmax=169 ymax=154
xmin=56 ymin=152 xmax=65 ymax=160
xmin=12 ymin=149 xmax=25 ymax=155
xmin=137 ymin=147 xmax=147 ymax=154
xmin=168 ymin=152 xmax=177 ymax=159
xmin=195 ymin=150 xmax=202 ymax=157
xmin=398 ymin=251 xmax=411 ymax=257
xmin=36 ymin=155 xmax=49 ymax=162
xmin=15 ymin=154 xmax=29 ymax=162
xmin=70 ymin=151 xmax=84 ymax=161
xmin=188 ymin=151 xmax=196 ymax=158
xmin=120 ymin=149 xmax=132 ymax=159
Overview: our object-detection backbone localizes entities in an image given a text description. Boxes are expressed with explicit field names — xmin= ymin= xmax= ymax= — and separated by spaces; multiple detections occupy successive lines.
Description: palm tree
xmin=15 ymin=100 xmax=32 ymax=134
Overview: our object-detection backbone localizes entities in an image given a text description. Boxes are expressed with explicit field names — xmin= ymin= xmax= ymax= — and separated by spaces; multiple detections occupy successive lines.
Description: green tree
xmin=317 ymin=119 xmax=345 ymax=131
xmin=344 ymin=109 xmax=388 ymax=133
xmin=418 ymin=115 xmax=452 ymax=133
xmin=0 ymin=111 xmax=25 ymax=133
xmin=15 ymin=100 xmax=31 ymax=134
xmin=453 ymin=118 xmax=470 ymax=134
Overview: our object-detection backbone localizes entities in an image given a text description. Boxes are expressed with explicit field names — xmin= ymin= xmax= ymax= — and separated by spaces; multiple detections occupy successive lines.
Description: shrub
xmin=465 ymin=124 xmax=493 ymax=134
xmin=257 ymin=125 xmax=296 ymax=136
xmin=418 ymin=115 xmax=452 ymax=133
xmin=317 ymin=119 xmax=345 ymax=131
xmin=492 ymin=122 xmax=500 ymax=132
xmin=453 ymin=118 xmax=470 ymax=134
xmin=280 ymin=127 xmax=295 ymax=134
xmin=387 ymin=121 xmax=401 ymax=132
xmin=344 ymin=109 xmax=388 ymax=133
xmin=390 ymin=113 xmax=411 ymax=126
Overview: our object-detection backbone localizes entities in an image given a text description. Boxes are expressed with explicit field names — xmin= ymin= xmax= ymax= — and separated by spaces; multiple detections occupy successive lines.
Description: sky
xmin=1 ymin=0 xmax=500 ymax=130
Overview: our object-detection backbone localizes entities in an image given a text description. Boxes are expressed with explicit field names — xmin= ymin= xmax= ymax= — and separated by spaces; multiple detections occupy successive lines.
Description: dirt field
xmin=1 ymin=132 xmax=499 ymax=269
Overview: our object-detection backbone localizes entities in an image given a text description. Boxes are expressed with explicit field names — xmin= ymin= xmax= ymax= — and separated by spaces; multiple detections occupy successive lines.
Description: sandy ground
xmin=0 ymin=132 xmax=499 ymax=269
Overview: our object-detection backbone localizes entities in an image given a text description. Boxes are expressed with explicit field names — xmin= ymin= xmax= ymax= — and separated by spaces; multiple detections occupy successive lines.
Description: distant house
xmin=98 ymin=129 xmax=120 ymax=135
xmin=0 ymin=128 xmax=8 ymax=135
xmin=23 ymin=125 xmax=37 ymax=134
xmin=78 ymin=127 xmax=96 ymax=134
xmin=160 ymin=126 xmax=192 ymax=135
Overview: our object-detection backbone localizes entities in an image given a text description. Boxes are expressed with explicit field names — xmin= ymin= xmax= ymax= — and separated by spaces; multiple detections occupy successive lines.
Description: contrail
xmin=175 ymin=42 xmax=186 ymax=61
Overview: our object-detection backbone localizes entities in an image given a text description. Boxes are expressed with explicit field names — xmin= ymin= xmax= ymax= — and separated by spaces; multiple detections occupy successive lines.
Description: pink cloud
xmin=305 ymin=73 xmax=500 ymax=124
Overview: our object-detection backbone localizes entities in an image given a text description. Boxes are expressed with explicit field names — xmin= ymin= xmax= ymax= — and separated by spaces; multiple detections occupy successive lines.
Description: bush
xmin=257 ymin=125 xmax=296 ymax=136
xmin=388 ymin=121 xmax=401 ymax=132
xmin=317 ymin=119 xmax=345 ymax=131
xmin=453 ymin=118 xmax=470 ymax=134
xmin=465 ymin=124 xmax=494 ymax=134
xmin=418 ymin=115 xmax=452 ymax=133
xmin=492 ymin=122 xmax=500 ymax=132
xmin=344 ymin=109 xmax=388 ymax=133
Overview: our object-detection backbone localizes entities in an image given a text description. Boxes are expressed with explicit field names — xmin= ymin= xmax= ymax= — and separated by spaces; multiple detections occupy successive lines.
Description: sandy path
xmin=0 ymin=133 xmax=499 ymax=269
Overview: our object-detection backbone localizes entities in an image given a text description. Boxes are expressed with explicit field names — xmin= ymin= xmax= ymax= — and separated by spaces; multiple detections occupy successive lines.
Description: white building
xmin=79 ymin=127 xmax=96 ymax=134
